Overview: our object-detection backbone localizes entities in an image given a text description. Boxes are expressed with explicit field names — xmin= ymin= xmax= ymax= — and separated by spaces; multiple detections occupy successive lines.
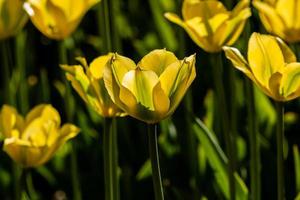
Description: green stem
xmin=148 ymin=124 xmax=164 ymax=200
xmin=210 ymin=53 xmax=235 ymax=200
xmin=15 ymin=31 xmax=29 ymax=114
xmin=13 ymin=164 xmax=21 ymax=200
xmin=99 ymin=0 xmax=112 ymax=53
xmin=59 ymin=41 xmax=82 ymax=200
xmin=276 ymin=102 xmax=284 ymax=200
xmin=25 ymin=170 xmax=38 ymax=200
xmin=0 ymin=40 xmax=13 ymax=104
xmin=103 ymin=117 xmax=119 ymax=200
xmin=246 ymin=80 xmax=260 ymax=200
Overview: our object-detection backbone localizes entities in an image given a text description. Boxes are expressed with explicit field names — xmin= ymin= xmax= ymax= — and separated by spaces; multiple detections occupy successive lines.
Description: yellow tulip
xmin=0 ymin=104 xmax=79 ymax=168
xmin=103 ymin=49 xmax=196 ymax=124
xmin=164 ymin=0 xmax=251 ymax=53
xmin=223 ymin=32 xmax=300 ymax=101
xmin=253 ymin=0 xmax=300 ymax=43
xmin=61 ymin=55 xmax=126 ymax=117
xmin=23 ymin=0 xmax=100 ymax=40
xmin=0 ymin=0 xmax=28 ymax=39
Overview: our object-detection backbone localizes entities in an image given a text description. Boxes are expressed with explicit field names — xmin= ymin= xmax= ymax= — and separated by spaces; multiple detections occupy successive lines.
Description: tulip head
xmin=103 ymin=49 xmax=196 ymax=124
xmin=61 ymin=55 xmax=126 ymax=118
xmin=165 ymin=0 xmax=251 ymax=53
xmin=0 ymin=104 xmax=79 ymax=168
xmin=23 ymin=0 xmax=100 ymax=40
xmin=224 ymin=32 xmax=300 ymax=101
xmin=0 ymin=0 xmax=28 ymax=39
xmin=253 ymin=0 xmax=300 ymax=43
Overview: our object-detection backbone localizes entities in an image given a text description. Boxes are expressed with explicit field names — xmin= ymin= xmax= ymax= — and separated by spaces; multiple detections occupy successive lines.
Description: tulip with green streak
xmin=253 ymin=0 xmax=300 ymax=43
xmin=23 ymin=0 xmax=100 ymax=40
xmin=0 ymin=104 xmax=79 ymax=168
xmin=0 ymin=0 xmax=28 ymax=39
xmin=164 ymin=0 xmax=251 ymax=53
xmin=103 ymin=49 xmax=196 ymax=124
xmin=61 ymin=55 xmax=126 ymax=117
xmin=224 ymin=32 xmax=300 ymax=102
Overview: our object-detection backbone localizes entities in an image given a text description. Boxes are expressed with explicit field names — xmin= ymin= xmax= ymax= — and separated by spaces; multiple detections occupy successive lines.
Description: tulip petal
xmin=25 ymin=104 xmax=60 ymax=127
xmin=276 ymin=37 xmax=297 ymax=63
xmin=89 ymin=54 xmax=113 ymax=79
xmin=182 ymin=0 xmax=227 ymax=20
xmin=0 ymin=105 xmax=24 ymax=138
xmin=276 ymin=0 xmax=300 ymax=29
xmin=138 ymin=49 xmax=178 ymax=76
xmin=252 ymin=1 xmax=285 ymax=37
xmin=268 ymin=72 xmax=283 ymax=101
xmin=216 ymin=7 xmax=251 ymax=46
xmin=248 ymin=33 xmax=285 ymax=87
xmin=167 ymin=55 xmax=196 ymax=115
xmin=121 ymin=69 xmax=159 ymax=111
xmin=280 ymin=63 xmax=300 ymax=100
xmin=164 ymin=13 xmax=214 ymax=52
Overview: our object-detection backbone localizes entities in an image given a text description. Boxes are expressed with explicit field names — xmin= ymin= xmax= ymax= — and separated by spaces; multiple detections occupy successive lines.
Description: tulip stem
xmin=148 ymin=124 xmax=164 ymax=200
xmin=99 ymin=0 xmax=112 ymax=53
xmin=59 ymin=41 xmax=82 ymax=200
xmin=211 ymin=53 xmax=235 ymax=200
xmin=246 ymin=80 xmax=260 ymax=200
xmin=103 ymin=117 xmax=119 ymax=200
xmin=276 ymin=102 xmax=284 ymax=200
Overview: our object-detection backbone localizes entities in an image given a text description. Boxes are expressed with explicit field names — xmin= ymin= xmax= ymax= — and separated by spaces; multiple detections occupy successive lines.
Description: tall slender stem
xmin=246 ymin=80 xmax=260 ymax=200
xmin=103 ymin=117 xmax=119 ymax=200
xmin=276 ymin=102 xmax=284 ymax=200
xmin=59 ymin=41 xmax=82 ymax=200
xmin=210 ymin=53 xmax=235 ymax=200
xmin=148 ymin=124 xmax=164 ymax=200
xmin=98 ymin=0 xmax=112 ymax=53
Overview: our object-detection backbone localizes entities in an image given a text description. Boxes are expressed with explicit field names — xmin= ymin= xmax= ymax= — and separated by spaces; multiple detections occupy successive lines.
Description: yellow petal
xmin=121 ymin=69 xmax=159 ymax=111
xmin=276 ymin=0 xmax=300 ymax=29
xmin=247 ymin=33 xmax=285 ymax=87
xmin=166 ymin=54 xmax=196 ymax=115
xmin=138 ymin=49 xmax=178 ymax=76
xmin=280 ymin=63 xmax=300 ymax=100
xmin=0 ymin=105 xmax=24 ymax=138
xmin=268 ymin=72 xmax=283 ymax=101
xmin=89 ymin=54 xmax=113 ymax=79
xmin=275 ymin=37 xmax=297 ymax=63
xmin=25 ymin=104 xmax=60 ymax=128
xmin=182 ymin=0 xmax=228 ymax=20
xmin=252 ymin=1 xmax=285 ymax=37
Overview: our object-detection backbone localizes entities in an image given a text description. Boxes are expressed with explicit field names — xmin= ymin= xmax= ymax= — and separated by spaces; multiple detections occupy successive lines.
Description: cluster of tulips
xmin=0 ymin=0 xmax=300 ymax=199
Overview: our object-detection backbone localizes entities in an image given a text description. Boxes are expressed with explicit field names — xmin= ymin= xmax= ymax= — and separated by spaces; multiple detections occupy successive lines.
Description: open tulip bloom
xmin=103 ymin=49 xmax=196 ymax=124
xmin=0 ymin=0 xmax=28 ymax=39
xmin=23 ymin=0 xmax=100 ymax=40
xmin=223 ymin=32 xmax=300 ymax=102
xmin=165 ymin=0 xmax=251 ymax=53
xmin=0 ymin=104 xmax=79 ymax=168
xmin=253 ymin=0 xmax=300 ymax=43
xmin=61 ymin=55 xmax=126 ymax=118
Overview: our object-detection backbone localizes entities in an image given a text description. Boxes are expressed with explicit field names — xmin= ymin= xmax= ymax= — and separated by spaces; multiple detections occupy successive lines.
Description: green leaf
xmin=136 ymin=159 xmax=152 ymax=181
xmin=192 ymin=117 xmax=248 ymax=200
xmin=294 ymin=145 xmax=300 ymax=193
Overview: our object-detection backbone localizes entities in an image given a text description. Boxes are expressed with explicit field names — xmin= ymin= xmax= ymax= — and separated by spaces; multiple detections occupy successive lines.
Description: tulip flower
xmin=164 ymin=0 xmax=251 ymax=53
xmin=224 ymin=32 xmax=300 ymax=101
xmin=61 ymin=55 xmax=126 ymax=117
xmin=253 ymin=0 xmax=300 ymax=43
xmin=103 ymin=49 xmax=196 ymax=124
xmin=0 ymin=0 xmax=28 ymax=39
xmin=0 ymin=104 xmax=79 ymax=168
xmin=23 ymin=0 xmax=100 ymax=40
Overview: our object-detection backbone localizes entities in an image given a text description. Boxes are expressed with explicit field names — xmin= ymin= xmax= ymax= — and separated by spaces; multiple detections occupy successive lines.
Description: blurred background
xmin=0 ymin=0 xmax=299 ymax=199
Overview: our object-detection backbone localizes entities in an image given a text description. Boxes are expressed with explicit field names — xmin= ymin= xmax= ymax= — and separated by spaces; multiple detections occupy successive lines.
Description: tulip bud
xmin=0 ymin=104 xmax=79 ymax=168
xmin=224 ymin=32 xmax=300 ymax=101
xmin=103 ymin=49 xmax=196 ymax=124
xmin=0 ymin=0 xmax=28 ymax=39
xmin=165 ymin=0 xmax=251 ymax=53
xmin=61 ymin=55 xmax=126 ymax=117
xmin=23 ymin=0 xmax=100 ymax=40
xmin=253 ymin=0 xmax=300 ymax=43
